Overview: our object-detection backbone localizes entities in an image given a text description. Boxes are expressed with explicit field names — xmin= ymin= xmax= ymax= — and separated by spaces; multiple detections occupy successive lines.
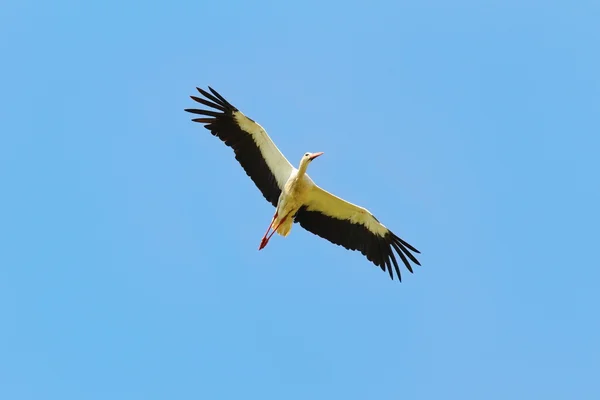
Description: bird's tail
xmin=275 ymin=218 xmax=293 ymax=237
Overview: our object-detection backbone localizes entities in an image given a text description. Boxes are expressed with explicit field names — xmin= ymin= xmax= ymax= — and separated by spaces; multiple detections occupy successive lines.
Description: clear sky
xmin=1 ymin=0 xmax=599 ymax=399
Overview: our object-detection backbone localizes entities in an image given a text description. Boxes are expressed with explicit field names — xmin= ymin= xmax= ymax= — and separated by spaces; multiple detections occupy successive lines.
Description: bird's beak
xmin=309 ymin=152 xmax=324 ymax=160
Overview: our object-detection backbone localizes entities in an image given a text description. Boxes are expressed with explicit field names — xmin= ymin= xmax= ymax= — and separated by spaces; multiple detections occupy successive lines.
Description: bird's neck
xmin=297 ymin=160 xmax=309 ymax=177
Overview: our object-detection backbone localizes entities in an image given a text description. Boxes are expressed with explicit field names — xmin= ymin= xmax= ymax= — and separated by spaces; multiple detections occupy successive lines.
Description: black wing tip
xmin=392 ymin=232 xmax=421 ymax=254
xmin=185 ymin=87 xmax=234 ymax=123
xmin=192 ymin=86 xmax=238 ymax=112
xmin=184 ymin=109 xmax=209 ymax=122
xmin=184 ymin=108 xmax=203 ymax=114
xmin=382 ymin=231 xmax=421 ymax=282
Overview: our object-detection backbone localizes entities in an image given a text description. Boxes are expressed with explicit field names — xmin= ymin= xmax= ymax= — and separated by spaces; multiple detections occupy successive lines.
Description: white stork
xmin=185 ymin=87 xmax=421 ymax=281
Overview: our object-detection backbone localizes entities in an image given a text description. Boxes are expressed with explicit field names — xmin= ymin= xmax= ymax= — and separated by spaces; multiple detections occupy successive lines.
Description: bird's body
xmin=185 ymin=86 xmax=422 ymax=282
xmin=273 ymin=155 xmax=320 ymax=237
xmin=275 ymin=171 xmax=308 ymax=236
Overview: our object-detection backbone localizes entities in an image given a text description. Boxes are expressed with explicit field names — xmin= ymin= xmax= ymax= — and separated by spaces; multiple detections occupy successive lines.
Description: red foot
xmin=258 ymin=237 xmax=269 ymax=250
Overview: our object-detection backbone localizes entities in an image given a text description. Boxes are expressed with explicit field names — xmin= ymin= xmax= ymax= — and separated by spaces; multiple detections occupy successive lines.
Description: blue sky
xmin=1 ymin=0 xmax=599 ymax=398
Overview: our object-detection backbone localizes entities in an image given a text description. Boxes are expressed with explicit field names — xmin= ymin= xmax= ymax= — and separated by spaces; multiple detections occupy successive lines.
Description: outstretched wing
xmin=185 ymin=87 xmax=294 ymax=207
xmin=295 ymin=185 xmax=421 ymax=281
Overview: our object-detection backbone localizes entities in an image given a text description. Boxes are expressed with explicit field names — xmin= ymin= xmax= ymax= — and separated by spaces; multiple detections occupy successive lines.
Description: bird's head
xmin=302 ymin=151 xmax=324 ymax=163
xmin=299 ymin=152 xmax=324 ymax=172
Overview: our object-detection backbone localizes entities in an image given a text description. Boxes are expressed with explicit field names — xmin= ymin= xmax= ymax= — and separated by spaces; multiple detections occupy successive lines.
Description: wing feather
xmin=295 ymin=185 xmax=421 ymax=281
xmin=185 ymin=87 xmax=294 ymax=207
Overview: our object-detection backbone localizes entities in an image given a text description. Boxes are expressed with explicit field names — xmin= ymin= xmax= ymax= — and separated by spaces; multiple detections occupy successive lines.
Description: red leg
xmin=259 ymin=212 xmax=277 ymax=250
xmin=258 ymin=212 xmax=289 ymax=250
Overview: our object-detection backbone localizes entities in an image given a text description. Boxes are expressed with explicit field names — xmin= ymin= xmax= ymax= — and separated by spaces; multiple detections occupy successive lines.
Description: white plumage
xmin=185 ymin=86 xmax=421 ymax=281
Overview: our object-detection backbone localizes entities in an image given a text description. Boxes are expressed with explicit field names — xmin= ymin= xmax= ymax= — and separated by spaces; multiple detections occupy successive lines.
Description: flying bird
xmin=185 ymin=86 xmax=421 ymax=281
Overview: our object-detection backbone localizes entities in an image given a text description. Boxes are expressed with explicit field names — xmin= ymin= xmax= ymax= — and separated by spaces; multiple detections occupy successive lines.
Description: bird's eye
xmin=305 ymin=153 xmax=310 ymax=157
